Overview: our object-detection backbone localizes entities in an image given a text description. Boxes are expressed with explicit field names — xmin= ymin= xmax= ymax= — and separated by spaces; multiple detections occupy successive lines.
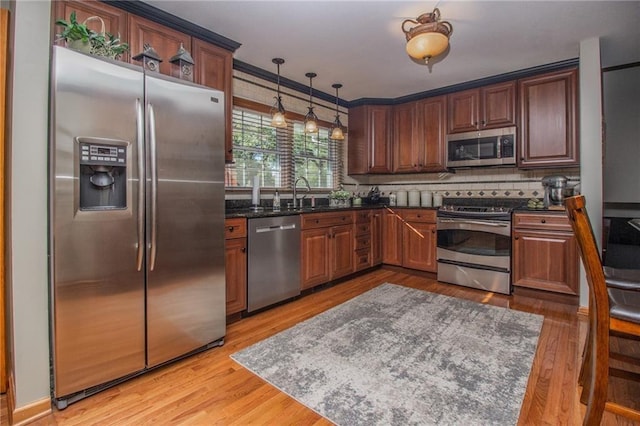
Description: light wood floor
xmin=2 ymin=267 xmax=639 ymax=425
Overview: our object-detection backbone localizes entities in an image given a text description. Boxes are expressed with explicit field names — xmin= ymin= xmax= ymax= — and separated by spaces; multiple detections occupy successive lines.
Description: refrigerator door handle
xmin=136 ymin=98 xmax=145 ymax=271
xmin=148 ymin=103 xmax=158 ymax=271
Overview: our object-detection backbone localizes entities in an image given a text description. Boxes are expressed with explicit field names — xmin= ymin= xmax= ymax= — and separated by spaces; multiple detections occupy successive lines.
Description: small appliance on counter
xmin=542 ymin=175 xmax=573 ymax=209
xmin=367 ymin=186 xmax=381 ymax=204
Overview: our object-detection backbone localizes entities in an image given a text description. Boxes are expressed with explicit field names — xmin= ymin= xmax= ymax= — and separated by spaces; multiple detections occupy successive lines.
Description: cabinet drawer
xmin=354 ymin=210 xmax=372 ymax=223
xmin=355 ymin=234 xmax=371 ymax=250
xmin=301 ymin=211 xmax=354 ymax=229
xmin=401 ymin=209 xmax=437 ymax=223
xmin=513 ymin=213 xmax=571 ymax=231
xmin=355 ymin=223 xmax=371 ymax=236
xmin=354 ymin=248 xmax=371 ymax=271
xmin=225 ymin=218 xmax=247 ymax=239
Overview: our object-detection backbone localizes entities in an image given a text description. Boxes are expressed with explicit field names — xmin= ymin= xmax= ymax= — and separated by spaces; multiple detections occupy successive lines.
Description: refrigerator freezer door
xmin=51 ymin=47 xmax=146 ymax=398
xmin=144 ymin=74 xmax=226 ymax=367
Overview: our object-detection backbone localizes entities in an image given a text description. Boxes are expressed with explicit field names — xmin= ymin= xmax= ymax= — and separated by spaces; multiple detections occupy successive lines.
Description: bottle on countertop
xmin=273 ymin=190 xmax=280 ymax=211
xmin=388 ymin=191 xmax=396 ymax=206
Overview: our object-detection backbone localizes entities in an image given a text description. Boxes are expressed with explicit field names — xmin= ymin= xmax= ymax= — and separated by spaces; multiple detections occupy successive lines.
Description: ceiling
xmin=144 ymin=1 xmax=640 ymax=102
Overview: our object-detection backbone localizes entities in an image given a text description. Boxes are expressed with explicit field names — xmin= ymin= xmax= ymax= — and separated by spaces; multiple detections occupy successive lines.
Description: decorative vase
xmin=330 ymin=198 xmax=351 ymax=208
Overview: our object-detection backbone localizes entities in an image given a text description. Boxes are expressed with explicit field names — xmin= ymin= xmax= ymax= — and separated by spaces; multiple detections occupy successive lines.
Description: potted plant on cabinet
xmin=55 ymin=11 xmax=129 ymax=60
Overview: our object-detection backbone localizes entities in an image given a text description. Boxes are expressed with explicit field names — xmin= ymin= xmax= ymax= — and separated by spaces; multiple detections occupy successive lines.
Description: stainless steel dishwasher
xmin=247 ymin=215 xmax=301 ymax=313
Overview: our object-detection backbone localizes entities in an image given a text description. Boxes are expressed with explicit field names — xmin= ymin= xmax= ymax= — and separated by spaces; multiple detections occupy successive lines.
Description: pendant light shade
xmin=270 ymin=58 xmax=287 ymax=128
xmin=402 ymin=8 xmax=453 ymax=65
xmin=330 ymin=83 xmax=345 ymax=141
xmin=304 ymin=72 xmax=319 ymax=134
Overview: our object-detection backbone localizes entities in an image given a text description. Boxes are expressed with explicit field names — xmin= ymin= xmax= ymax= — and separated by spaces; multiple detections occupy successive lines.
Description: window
xmin=226 ymin=106 xmax=343 ymax=189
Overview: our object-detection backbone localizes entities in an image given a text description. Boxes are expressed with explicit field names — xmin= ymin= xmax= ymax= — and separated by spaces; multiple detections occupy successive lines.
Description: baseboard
xmin=6 ymin=372 xmax=52 ymax=425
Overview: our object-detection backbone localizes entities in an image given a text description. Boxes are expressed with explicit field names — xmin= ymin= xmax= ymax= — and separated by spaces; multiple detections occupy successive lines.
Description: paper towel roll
xmin=252 ymin=175 xmax=260 ymax=205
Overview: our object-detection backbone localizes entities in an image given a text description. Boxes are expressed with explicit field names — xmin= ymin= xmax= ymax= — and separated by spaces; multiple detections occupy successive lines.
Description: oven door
xmin=436 ymin=217 xmax=511 ymax=271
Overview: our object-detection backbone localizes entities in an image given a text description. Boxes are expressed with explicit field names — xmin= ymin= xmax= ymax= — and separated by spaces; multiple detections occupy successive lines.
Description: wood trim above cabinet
xmin=128 ymin=14 xmax=192 ymax=76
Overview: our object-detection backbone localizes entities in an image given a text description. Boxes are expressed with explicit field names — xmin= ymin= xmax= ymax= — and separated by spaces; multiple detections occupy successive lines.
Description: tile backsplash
xmin=342 ymin=167 xmax=580 ymax=200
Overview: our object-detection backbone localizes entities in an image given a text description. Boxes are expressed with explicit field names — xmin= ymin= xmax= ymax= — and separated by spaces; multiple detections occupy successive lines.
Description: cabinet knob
xmin=227 ymin=148 xmax=232 ymax=153
xmin=241 ymin=247 xmax=246 ymax=253
xmin=315 ymin=219 xmax=320 ymax=224
xmin=228 ymin=226 xmax=234 ymax=232
xmin=417 ymin=214 xmax=421 ymax=218
xmin=514 ymin=236 xmax=519 ymax=240
xmin=541 ymin=219 xmax=546 ymax=224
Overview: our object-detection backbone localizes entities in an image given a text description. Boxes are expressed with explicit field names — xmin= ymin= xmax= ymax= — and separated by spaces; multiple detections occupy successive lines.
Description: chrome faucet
xmin=292 ymin=176 xmax=311 ymax=209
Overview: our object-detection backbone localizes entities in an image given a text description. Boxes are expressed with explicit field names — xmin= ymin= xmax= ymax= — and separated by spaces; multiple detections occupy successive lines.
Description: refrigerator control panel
xmin=79 ymin=142 xmax=127 ymax=167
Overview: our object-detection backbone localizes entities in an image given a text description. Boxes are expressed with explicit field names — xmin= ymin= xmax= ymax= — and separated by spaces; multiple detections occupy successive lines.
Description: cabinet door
xmin=192 ymin=39 xmax=233 ymax=163
xmin=481 ymin=81 xmax=516 ymax=129
xmin=417 ymin=95 xmax=447 ymax=172
xmin=368 ymin=106 xmax=393 ymax=173
xmin=447 ymin=89 xmax=479 ymax=134
xmin=53 ymin=0 xmax=129 ymax=60
xmin=301 ymin=228 xmax=330 ymax=289
xmin=512 ymin=229 xmax=579 ymax=295
xmin=393 ymin=102 xmax=419 ymax=173
xmin=225 ymin=238 xmax=247 ymax=315
xmin=348 ymin=105 xmax=392 ymax=175
xmin=331 ymin=224 xmax=354 ymax=279
xmin=518 ymin=68 xmax=578 ymax=168
xmin=382 ymin=209 xmax=403 ymax=266
xmin=128 ymin=15 xmax=192 ymax=76
xmin=402 ymin=222 xmax=437 ymax=272
xmin=371 ymin=211 xmax=383 ymax=266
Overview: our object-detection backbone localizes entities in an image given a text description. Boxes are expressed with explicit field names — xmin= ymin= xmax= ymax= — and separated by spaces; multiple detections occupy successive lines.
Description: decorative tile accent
xmin=491 ymin=191 xmax=498 ymax=196
xmin=467 ymin=191 xmax=473 ymax=196
xmin=456 ymin=191 xmax=461 ymax=196
xmin=445 ymin=191 xmax=450 ymax=196
xmin=532 ymin=190 xmax=539 ymax=196
xmin=479 ymin=191 xmax=485 ymax=196
xmin=518 ymin=191 xmax=525 ymax=196
xmin=504 ymin=191 xmax=511 ymax=196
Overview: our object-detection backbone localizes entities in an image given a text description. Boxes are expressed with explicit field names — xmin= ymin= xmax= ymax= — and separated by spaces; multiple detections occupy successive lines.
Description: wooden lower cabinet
xmin=371 ymin=210 xmax=383 ymax=266
xmin=225 ymin=218 xmax=247 ymax=314
xmin=402 ymin=222 xmax=437 ymax=272
xmin=301 ymin=212 xmax=354 ymax=290
xmin=382 ymin=209 xmax=403 ymax=266
xmin=512 ymin=212 xmax=579 ymax=295
xmin=382 ymin=208 xmax=437 ymax=272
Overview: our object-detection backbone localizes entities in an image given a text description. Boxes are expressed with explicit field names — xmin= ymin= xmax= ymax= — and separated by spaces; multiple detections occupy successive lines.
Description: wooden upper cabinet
xmin=416 ymin=95 xmax=447 ymax=172
xmin=393 ymin=96 xmax=447 ymax=173
xmin=447 ymin=81 xmax=516 ymax=133
xmin=192 ymin=39 xmax=234 ymax=163
xmin=128 ymin=15 xmax=192 ymax=76
xmin=53 ymin=0 xmax=129 ymax=60
xmin=348 ymin=105 xmax=393 ymax=175
xmin=393 ymin=102 xmax=418 ymax=173
xmin=518 ymin=68 xmax=579 ymax=168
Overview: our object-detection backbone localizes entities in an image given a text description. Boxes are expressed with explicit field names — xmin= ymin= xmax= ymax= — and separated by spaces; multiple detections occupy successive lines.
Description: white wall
xmin=579 ymin=38 xmax=604 ymax=307
xmin=6 ymin=0 xmax=52 ymax=409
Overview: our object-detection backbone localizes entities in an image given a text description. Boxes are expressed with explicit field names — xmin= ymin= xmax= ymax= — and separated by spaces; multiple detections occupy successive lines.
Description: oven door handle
xmin=438 ymin=218 xmax=509 ymax=227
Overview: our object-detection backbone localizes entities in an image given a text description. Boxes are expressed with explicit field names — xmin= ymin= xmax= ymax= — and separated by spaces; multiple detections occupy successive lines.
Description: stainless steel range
xmin=437 ymin=205 xmax=512 ymax=294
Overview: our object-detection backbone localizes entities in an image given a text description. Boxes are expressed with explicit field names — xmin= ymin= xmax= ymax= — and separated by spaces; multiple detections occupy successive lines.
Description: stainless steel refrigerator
xmin=49 ymin=46 xmax=226 ymax=409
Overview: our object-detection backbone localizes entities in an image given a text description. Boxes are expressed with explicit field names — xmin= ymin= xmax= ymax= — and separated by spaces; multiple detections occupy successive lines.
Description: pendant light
xmin=270 ymin=58 xmax=287 ymax=128
xmin=330 ymin=83 xmax=345 ymax=141
xmin=303 ymin=72 xmax=319 ymax=134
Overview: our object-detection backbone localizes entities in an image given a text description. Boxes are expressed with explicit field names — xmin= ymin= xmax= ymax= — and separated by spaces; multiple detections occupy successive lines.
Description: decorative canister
xmin=396 ymin=190 xmax=408 ymax=206
xmin=421 ymin=190 xmax=433 ymax=207
xmin=433 ymin=192 xmax=443 ymax=207
xmin=408 ymin=190 xmax=420 ymax=207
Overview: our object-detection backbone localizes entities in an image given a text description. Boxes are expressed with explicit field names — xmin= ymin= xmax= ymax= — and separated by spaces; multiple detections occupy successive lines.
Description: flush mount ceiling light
xmin=270 ymin=58 xmax=287 ymax=128
xmin=402 ymin=8 xmax=453 ymax=65
xmin=330 ymin=83 xmax=345 ymax=141
xmin=303 ymin=72 xmax=319 ymax=134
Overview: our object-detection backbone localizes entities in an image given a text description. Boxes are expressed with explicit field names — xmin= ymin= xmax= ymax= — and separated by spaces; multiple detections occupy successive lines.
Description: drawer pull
xmin=228 ymin=226 xmax=234 ymax=232
xmin=241 ymin=247 xmax=246 ymax=253
xmin=315 ymin=219 xmax=320 ymax=224
xmin=541 ymin=219 xmax=546 ymax=224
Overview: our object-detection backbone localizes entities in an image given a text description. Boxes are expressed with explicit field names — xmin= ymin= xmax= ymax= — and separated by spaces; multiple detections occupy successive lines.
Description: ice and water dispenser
xmin=78 ymin=139 xmax=128 ymax=210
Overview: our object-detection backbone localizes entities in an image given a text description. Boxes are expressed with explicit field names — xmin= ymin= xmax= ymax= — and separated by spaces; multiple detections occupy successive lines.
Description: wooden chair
xmin=564 ymin=195 xmax=640 ymax=425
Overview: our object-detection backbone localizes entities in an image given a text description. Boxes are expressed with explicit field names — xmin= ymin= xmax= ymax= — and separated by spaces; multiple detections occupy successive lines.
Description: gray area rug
xmin=231 ymin=283 xmax=544 ymax=425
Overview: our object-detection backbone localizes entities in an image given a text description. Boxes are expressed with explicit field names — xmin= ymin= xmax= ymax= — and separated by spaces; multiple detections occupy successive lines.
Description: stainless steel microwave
xmin=446 ymin=126 xmax=516 ymax=168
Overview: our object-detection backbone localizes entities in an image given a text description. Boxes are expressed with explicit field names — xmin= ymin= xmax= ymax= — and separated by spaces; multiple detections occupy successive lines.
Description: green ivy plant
xmin=56 ymin=11 xmax=129 ymax=60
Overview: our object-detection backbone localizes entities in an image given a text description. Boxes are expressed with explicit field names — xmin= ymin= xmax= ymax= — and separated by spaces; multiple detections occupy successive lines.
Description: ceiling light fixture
xmin=270 ymin=58 xmax=287 ymax=128
xmin=330 ymin=83 xmax=345 ymax=141
xmin=303 ymin=72 xmax=319 ymax=134
xmin=402 ymin=8 xmax=453 ymax=65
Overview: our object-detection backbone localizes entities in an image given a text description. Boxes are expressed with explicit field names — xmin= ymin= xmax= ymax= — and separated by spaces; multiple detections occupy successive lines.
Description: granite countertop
xmin=225 ymin=204 xmax=439 ymax=219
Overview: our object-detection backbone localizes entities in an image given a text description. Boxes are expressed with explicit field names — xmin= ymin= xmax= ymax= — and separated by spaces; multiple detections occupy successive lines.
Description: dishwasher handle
xmin=255 ymin=224 xmax=297 ymax=233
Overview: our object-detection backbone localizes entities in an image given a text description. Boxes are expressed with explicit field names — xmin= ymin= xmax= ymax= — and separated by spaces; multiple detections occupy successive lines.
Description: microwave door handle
xmin=135 ymin=98 xmax=145 ymax=272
